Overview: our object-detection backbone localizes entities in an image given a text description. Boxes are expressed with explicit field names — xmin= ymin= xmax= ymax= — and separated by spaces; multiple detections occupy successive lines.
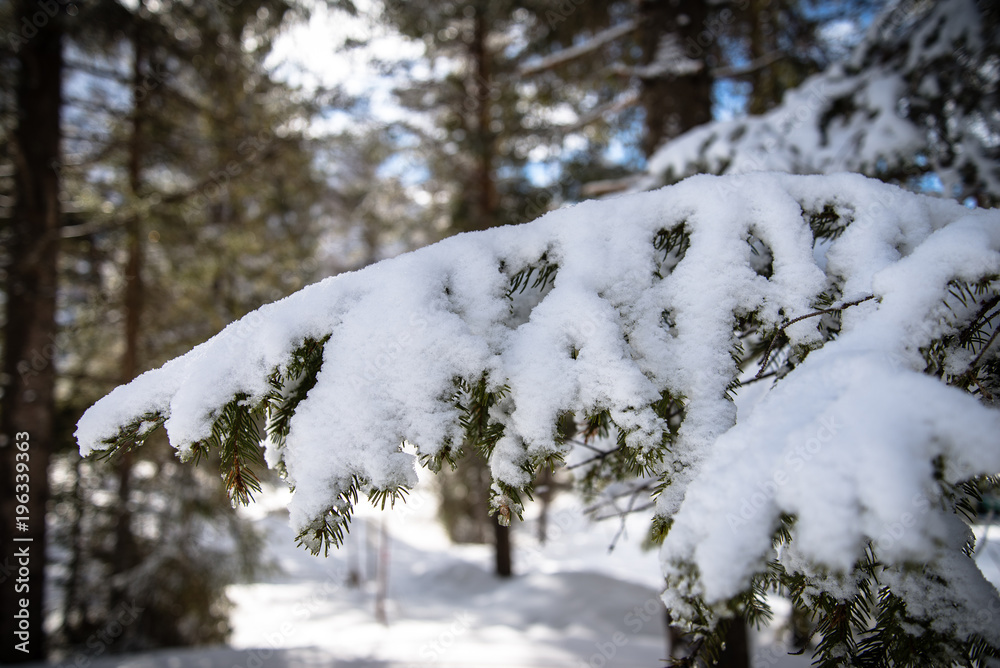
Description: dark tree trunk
xmin=494 ymin=516 xmax=512 ymax=578
xmin=0 ymin=2 xmax=64 ymax=662
xmin=717 ymin=619 xmax=750 ymax=668
xmin=747 ymin=0 xmax=776 ymax=115
xmin=638 ymin=0 xmax=714 ymax=158
xmin=469 ymin=3 xmax=498 ymax=232
xmin=464 ymin=1 xmax=511 ymax=578
xmin=666 ymin=614 xmax=750 ymax=668
xmin=109 ymin=3 xmax=148 ymax=614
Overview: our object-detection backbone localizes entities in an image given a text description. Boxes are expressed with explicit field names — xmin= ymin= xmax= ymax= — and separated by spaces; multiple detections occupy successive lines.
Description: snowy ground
xmin=27 ymin=473 xmax=1000 ymax=668
xmin=223 ymin=475 xmax=682 ymax=668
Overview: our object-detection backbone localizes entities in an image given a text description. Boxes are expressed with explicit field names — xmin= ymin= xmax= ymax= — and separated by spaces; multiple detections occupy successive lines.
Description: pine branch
xmin=755 ymin=295 xmax=876 ymax=378
xmin=265 ymin=336 xmax=328 ymax=464
xmin=517 ymin=19 xmax=640 ymax=76
xmin=205 ymin=395 xmax=265 ymax=507
xmin=96 ymin=412 xmax=166 ymax=460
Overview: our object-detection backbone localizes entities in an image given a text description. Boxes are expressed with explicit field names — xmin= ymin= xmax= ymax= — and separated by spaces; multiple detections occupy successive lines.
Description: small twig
xmin=755 ymin=295 xmax=876 ymax=378
xmin=739 ymin=369 xmax=778 ymax=387
xmin=564 ymin=437 xmax=607 ymax=455
xmin=670 ymin=636 xmax=706 ymax=667
xmin=588 ymin=481 xmax=656 ymax=520
xmin=711 ymin=51 xmax=784 ymax=78
xmin=974 ymin=376 xmax=995 ymax=404
xmin=607 ymin=483 xmax=649 ymax=553
xmin=566 ymin=444 xmax=623 ymax=471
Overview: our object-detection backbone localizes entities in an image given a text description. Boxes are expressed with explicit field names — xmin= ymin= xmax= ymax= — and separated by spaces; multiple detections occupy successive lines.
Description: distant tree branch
xmin=518 ymin=19 xmax=640 ymax=76
xmin=711 ymin=51 xmax=785 ymax=79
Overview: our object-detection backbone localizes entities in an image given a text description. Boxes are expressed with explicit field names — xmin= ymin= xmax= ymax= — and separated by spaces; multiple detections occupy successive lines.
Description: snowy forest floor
xmin=29 ymin=471 xmax=1000 ymax=668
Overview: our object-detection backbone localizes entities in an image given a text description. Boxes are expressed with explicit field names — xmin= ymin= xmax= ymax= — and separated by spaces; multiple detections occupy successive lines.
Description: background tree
xmin=0 ymin=1 xmax=66 ymax=661
xmin=640 ymin=0 xmax=1000 ymax=205
xmin=0 ymin=0 xmax=348 ymax=656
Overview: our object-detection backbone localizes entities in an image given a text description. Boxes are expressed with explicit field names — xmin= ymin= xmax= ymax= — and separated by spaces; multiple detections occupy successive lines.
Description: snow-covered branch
xmin=78 ymin=172 xmax=1000 ymax=661
xmin=518 ymin=19 xmax=639 ymax=76
xmin=640 ymin=0 xmax=1000 ymax=205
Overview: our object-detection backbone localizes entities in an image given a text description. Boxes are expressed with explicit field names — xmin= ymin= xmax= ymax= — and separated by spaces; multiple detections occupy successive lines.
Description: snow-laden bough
xmin=77 ymin=173 xmax=1000 ymax=662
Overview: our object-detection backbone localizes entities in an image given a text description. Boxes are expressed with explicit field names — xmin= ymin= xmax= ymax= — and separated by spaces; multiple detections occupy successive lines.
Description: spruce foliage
xmin=83 ymin=178 xmax=1000 ymax=667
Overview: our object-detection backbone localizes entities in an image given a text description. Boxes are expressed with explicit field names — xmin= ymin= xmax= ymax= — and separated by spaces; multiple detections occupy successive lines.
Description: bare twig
xmin=755 ymin=295 xmax=876 ymax=378
xmin=712 ymin=51 xmax=784 ymax=78
xmin=566 ymin=444 xmax=622 ymax=471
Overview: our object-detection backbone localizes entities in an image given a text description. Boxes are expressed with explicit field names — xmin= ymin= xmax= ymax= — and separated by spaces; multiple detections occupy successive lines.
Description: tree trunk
xmin=469 ymin=3 xmax=498 ymax=232
xmin=747 ymin=0 xmax=777 ymax=115
xmin=109 ymin=4 xmax=147 ymax=614
xmin=0 ymin=2 xmax=64 ymax=662
xmin=464 ymin=2 xmax=512 ymax=578
xmin=717 ymin=619 xmax=750 ymax=668
xmin=638 ymin=0 xmax=714 ymax=158
xmin=666 ymin=614 xmax=750 ymax=668
xmin=494 ymin=516 xmax=512 ymax=577
xmin=61 ymin=457 xmax=85 ymax=644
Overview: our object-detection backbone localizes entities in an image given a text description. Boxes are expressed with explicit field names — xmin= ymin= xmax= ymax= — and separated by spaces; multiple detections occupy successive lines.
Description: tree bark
xmin=747 ymin=0 xmax=777 ymax=115
xmin=638 ymin=0 xmax=714 ymax=158
xmin=717 ymin=619 xmax=750 ymax=668
xmin=109 ymin=2 xmax=148 ymax=613
xmin=469 ymin=3 xmax=498 ymax=232
xmin=466 ymin=1 xmax=512 ymax=577
xmin=0 ymin=2 xmax=64 ymax=661
xmin=494 ymin=516 xmax=512 ymax=578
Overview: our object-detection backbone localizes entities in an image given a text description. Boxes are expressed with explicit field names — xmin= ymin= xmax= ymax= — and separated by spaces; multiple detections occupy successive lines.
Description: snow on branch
xmin=640 ymin=0 xmax=1000 ymax=205
xmin=518 ymin=19 xmax=639 ymax=76
xmin=78 ymin=173 xmax=1000 ymax=656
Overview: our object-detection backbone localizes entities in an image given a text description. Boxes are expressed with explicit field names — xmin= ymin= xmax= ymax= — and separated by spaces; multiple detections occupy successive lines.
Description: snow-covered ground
xmin=28 ymin=474 xmax=1000 ymax=668
xmin=224 ymin=476 xmax=674 ymax=668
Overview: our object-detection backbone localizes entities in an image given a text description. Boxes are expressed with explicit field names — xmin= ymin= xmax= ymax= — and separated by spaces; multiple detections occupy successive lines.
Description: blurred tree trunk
xmin=638 ymin=0 xmax=714 ymax=158
xmin=0 ymin=1 xmax=64 ymax=662
xmin=718 ymin=621 xmax=750 ymax=668
xmin=638 ymin=4 xmax=745 ymax=661
xmin=469 ymin=4 xmax=497 ymax=233
xmin=747 ymin=0 xmax=777 ymax=115
xmin=473 ymin=4 xmax=511 ymax=577
xmin=109 ymin=3 xmax=148 ymax=615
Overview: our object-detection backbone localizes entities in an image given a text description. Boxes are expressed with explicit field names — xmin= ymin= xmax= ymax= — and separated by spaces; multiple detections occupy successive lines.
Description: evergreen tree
xmin=641 ymin=0 xmax=1000 ymax=206
xmin=78 ymin=172 xmax=1000 ymax=667
xmin=37 ymin=0 xmax=333 ymax=653
xmin=0 ymin=1 xmax=67 ymax=661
